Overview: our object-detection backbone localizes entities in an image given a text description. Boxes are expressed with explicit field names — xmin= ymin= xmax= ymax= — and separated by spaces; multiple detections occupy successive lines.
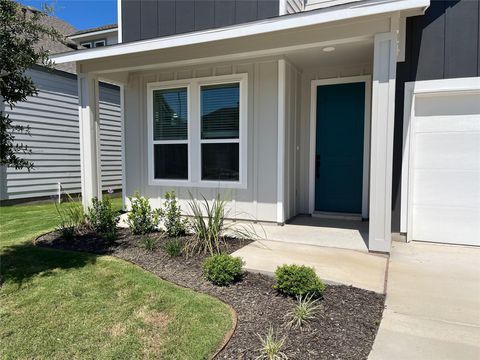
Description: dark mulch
xmin=36 ymin=228 xmax=385 ymax=360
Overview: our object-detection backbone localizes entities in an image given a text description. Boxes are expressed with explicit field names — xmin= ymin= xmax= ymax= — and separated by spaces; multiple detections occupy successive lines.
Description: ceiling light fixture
xmin=323 ymin=46 xmax=335 ymax=52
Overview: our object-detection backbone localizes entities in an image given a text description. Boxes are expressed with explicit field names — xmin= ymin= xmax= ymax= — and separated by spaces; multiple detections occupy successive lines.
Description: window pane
xmin=153 ymin=88 xmax=188 ymax=140
xmin=154 ymin=144 xmax=188 ymax=180
xmin=201 ymin=83 xmax=239 ymax=139
xmin=201 ymin=143 xmax=239 ymax=181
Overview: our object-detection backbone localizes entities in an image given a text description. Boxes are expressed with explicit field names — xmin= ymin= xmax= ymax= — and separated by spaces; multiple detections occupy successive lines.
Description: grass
xmin=0 ymin=198 xmax=232 ymax=359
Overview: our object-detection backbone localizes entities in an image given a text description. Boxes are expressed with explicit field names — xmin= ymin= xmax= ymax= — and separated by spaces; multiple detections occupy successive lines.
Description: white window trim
xmin=147 ymin=73 xmax=248 ymax=189
xmin=80 ymin=41 xmax=92 ymax=48
xmin=93 ymin=39 xmax=106 ymax=47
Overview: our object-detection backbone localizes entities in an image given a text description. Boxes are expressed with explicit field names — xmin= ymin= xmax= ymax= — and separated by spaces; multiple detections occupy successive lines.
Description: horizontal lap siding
xmin=1 ymin=69 xmax=122 ymax=200
xmin=392 ymin=0 xmax=480 ymax=231
xmin=125 ymin=60 xmax=279 ymax=222
xmin=121 ymin=0 xmax=279 ymax=42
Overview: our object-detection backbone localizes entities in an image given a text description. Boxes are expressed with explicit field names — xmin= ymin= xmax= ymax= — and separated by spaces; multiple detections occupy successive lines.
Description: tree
xmin=0 ymin=0 xmax=61 ymax=170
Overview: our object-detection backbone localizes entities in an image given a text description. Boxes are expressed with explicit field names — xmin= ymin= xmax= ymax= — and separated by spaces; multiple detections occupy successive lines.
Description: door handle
xmin=315 ymin=155 xmax=320 ymax=179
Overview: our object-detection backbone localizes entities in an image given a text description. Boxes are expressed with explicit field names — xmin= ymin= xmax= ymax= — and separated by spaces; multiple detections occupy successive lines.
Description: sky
xmin=19 ymin=0 xmax=117 ymax=30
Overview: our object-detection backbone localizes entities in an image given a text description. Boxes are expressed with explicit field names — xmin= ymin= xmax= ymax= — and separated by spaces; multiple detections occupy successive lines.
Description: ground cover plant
xmin=0 ymin=198 xmax=232 ymax=359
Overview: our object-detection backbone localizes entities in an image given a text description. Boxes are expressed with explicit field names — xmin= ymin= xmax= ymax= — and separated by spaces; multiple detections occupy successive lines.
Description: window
xmin=148 ymin=74 xmax=247 ymax=188
xmin=93 ymin=40 xmax=106 ymax=47
xmin=200 ymin=83 xmax=240 ymax=181
xmin=152 ymin=87 xmax=189 ymax=180
xmin=80 ymin=42 xmax=92 ymax=48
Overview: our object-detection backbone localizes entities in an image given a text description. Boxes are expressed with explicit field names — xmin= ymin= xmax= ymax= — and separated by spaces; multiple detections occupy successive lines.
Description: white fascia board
xmin=53 ymin=0 xmax=430 ymax=64
xmin=68 ymin=28 xmax=118 ymax=40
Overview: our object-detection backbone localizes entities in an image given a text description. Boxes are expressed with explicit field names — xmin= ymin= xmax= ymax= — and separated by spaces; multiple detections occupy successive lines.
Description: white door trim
xmin=401 ymin=77 xmax=480 ymax=240
xmin=308 ymin=75 xmax=372 ymax=218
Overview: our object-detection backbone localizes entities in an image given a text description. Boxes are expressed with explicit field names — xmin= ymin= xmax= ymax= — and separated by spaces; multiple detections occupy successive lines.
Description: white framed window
xmin=93 ymin=39 xmax=106 ymax=47
xmin=147 ymin=73 xmax=248 ymax=188
xmin=80 ymin=41 xmax=92 ymax=48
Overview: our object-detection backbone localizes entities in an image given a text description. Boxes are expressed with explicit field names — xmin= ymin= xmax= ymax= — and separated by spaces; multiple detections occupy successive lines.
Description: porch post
xmin=78 ymin=72 xmax=102 ymax=209
xmin=369 ymin=32 xmax=397 ymax=252
xmin=277 ymin=59 xmax=287 ymax=224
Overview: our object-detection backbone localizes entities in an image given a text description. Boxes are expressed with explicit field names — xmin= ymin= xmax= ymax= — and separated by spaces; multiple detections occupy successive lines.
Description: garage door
xmin=408 ymin=90 xmax=480 ymax=246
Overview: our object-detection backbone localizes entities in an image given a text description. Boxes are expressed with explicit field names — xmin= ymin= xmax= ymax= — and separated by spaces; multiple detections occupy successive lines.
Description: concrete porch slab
xmin=231 ymin=239 xmax=388 ymax=293
xmin=248 ymin=216 xmax=369 ymax=252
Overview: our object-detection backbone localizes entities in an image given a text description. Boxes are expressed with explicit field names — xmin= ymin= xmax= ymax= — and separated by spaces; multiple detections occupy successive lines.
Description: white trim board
xmin=400 ymin=77 xmax=480 ymax=236
xmin=308 ymin=75 xmax=372 ymax=218
xmin=52 ymin=0 xmax=429 ymax=64
xmin=117 ymin=0 xmax=122 ymax=43
xmin=68 ymin=28 xmax=118 ymax=40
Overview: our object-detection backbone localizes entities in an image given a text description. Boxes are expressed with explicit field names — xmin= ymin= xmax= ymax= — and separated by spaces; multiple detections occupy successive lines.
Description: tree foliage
xmin=0 ymin=0 xmax=62 ymax=170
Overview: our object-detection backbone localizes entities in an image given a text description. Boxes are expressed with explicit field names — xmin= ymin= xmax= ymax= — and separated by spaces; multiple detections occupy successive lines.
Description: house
xmin=0 ymin=7 xmax=122 ymax=203
xmin=51 ymin=0 xmax=480 ymax=252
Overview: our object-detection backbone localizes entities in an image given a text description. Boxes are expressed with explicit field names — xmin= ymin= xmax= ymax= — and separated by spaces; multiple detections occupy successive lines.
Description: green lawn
xmin=0 ymin=199 xmax=232 ymax=359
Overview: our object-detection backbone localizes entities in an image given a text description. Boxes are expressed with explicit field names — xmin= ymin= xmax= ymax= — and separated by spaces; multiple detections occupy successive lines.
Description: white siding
xmin=124 ymin=60 xmax=280 ymax=222
xmin=1 ymin=68 xmax=122 ymax=200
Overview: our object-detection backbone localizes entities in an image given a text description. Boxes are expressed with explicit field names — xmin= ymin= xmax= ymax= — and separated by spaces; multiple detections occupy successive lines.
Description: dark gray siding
xmin=121 ymin=0 xmax=279 ymax=42
xmin=392 ymin=0 xmax=480 ymax=232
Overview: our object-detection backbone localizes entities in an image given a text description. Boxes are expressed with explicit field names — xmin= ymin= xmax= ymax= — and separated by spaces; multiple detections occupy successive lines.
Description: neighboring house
xmin=52 ymin=0 xmax=480 ymax=252
xmin=0 ymin=7 xmax=122 ymax=202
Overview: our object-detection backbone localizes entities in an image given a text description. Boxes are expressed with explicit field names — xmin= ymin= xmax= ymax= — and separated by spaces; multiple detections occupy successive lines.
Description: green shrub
xmin=202 ymin=254 xmax=244 ymax=286
xmin=127 ymin=192 xmax=161 ymax=235
xmin=286 ymin=294 xmax=321 ymax=330
xmin=140 ymin=236 xmax=157 ymax=251
xmin=54 ymin=193 xmax=85 ymax=240
xmin=163 ymin=238 xmax=183 ymax=257
xmin=256 ymin=327 xmax=288 ymax=360
xmin=161 ymin=191 xmax=187 ymax=237
xmin=273 ymin=264 xmax=325 ymax=298
xmin=87 ymin=196 xmax=119 ymax=240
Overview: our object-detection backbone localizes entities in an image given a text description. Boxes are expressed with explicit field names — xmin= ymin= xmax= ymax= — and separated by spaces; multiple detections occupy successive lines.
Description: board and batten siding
xmin=124 ymin=59 xmax=280 ymax=222
xmin=391 ymin=0 xmax=480 ymax=232
xmin=0 ymin=68 xmax=122 ymax=201
xmin=121 ymin=0 xmax=280 ymax=42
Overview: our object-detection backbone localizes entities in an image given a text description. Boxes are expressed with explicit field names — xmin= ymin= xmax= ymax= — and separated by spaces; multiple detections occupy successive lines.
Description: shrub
xmin=186 ymin=192 xmax=257 ymax=257
xmin=256 ymin=327 xmax=288 ymax=360
xmin=202 ymin=254 xmax=244 ymax=286
xmin=55 ymin=193 xmax=86 ymax=240
xmin=161 ymin=191 xmax=187 ymax=237
xmin=273 ymin=264 xmax=325 ymax=299
xmin=140 ymin=236 xmax=157 ymax=251
xmin=87 ymin=196 xmax=119 ymax=239
xmin=127 ymin=192 xmax=161 ymax=235
xmin=163 ymin=238 xmax=183 ymax=257
xmin=286 ymin=294 xmax=321 ymax=330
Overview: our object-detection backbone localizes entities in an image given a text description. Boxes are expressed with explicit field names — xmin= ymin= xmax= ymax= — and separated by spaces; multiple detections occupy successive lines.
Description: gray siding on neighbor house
xmin=121 ymin=0 xmax=279 ymax=42
xmin=392 ymin=0 xmax=480 ymax=231
xmin=0 ymin=68 xmax=122 ymax=201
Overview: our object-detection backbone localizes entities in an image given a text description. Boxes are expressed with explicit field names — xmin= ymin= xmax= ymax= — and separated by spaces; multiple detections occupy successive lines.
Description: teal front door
xmin=315 ymin=82 xmax=365 ymax=213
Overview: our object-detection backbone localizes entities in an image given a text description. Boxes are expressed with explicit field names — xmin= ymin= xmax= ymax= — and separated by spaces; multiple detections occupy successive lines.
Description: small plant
xmin=55 ymin=193 xmax=85 ymax=240
xmin=273 ymin=264 xmax=325 ymax=299
xmin=163 ymin=238 xmax=183 ymax=257
xmin=286 ymin=294 xmax=321 ymax=330
xmin=161 ymin=191 xmax=187 ymax=237
xmin=87 ymin=196 xmax=119 ymax=240
xmin=186 ymin=192 xmax=257 ymax=257
xmin=202 ymin=254 xmax=244 ymax=286
xmin=140 ymin=236 xmax=157 ymax=251
xmin=127 ymin=192 xmax=161 ymax=235
xmin=256 ymin=327 xmax=288 ymax=360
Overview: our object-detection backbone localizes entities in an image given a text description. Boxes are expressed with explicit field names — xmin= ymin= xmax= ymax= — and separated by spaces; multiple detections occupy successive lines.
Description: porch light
xmin=323 ymin=46 xmax=335 ymax=52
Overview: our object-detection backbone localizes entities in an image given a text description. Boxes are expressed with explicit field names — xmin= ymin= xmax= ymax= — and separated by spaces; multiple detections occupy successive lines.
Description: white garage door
xmin=408 ymin=89 xmax=480 ymax=246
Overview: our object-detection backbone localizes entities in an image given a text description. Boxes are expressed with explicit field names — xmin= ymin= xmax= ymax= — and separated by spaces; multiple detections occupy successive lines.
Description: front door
xmin=315 ymin=82 xmax=365 ymax=213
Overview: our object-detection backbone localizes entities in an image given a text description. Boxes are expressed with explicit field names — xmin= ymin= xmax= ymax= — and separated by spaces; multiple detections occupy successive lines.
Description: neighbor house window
xmin=148 ymin=74 xmax=247 ymax=188
xmin=93 ymin=40 xmax=106 ymax=47
xmin=80 ymin=42 xmax=92 ymax=48
xmin=152 ymin=87 xmax=189 ymax=180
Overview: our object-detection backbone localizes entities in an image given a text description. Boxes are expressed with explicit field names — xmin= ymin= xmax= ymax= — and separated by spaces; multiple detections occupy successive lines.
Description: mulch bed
xmin=36 ymin=228 xmax=385 ymax=360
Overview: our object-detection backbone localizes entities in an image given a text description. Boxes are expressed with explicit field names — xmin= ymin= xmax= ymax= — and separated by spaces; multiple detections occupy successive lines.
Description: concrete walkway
xmin=369 ymin=241 xmax=480 ymax=360
xmin=231 ymin=239 xmax=388 ymax=293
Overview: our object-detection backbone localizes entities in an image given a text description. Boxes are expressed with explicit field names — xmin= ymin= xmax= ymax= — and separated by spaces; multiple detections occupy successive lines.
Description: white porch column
xmin=78 ymin=73 xmax=102 ymax=209
xmin=369 ymin=32 xmax=397 ymax=252
xmin=277 ymin=59 xmax=287 ymax=224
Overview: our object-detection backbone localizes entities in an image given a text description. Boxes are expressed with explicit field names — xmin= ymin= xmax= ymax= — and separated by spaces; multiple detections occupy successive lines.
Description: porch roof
xmin=52 ymin=0 xmax=429 ymax=67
